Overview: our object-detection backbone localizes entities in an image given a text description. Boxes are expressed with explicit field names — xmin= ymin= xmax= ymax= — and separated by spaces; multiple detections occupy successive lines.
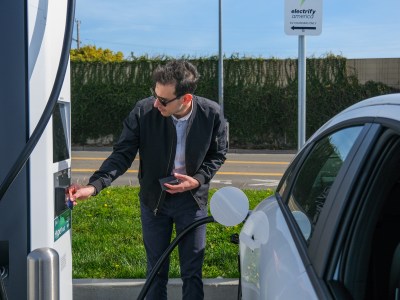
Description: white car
xmin=238 ymin=94 xmax=400 ymax=299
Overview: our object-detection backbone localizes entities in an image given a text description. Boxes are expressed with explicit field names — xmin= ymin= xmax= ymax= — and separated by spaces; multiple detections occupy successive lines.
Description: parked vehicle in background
xmin=239 ymin=94 xmax=400 ymax=299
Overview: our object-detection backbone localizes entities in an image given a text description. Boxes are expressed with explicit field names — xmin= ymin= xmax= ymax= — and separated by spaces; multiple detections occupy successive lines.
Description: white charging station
xmin=0 ymin=0 xmax=74 ymax=299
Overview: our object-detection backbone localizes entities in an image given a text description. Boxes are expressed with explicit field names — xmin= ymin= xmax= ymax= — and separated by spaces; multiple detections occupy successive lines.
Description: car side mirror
xmin=210 ymin=187 xmax=249 ymax=226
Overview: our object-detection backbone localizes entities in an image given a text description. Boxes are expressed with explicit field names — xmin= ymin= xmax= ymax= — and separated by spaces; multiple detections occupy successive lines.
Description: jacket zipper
xmin=153 ymin=123 xmax=176 ymax=216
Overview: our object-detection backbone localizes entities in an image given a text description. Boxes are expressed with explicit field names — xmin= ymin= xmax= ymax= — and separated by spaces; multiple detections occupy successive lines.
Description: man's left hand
xmin=164 ymin=173 xmax=200 ymax=194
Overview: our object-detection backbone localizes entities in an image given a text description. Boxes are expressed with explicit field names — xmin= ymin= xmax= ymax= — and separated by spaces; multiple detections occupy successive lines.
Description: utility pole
xmin=218 ymin=0 xmax=223 ymax=114
xmin=74 ymin=19 xmax=81 ymax=49
xmin=218 ymin=0 xmax=229 ymax=146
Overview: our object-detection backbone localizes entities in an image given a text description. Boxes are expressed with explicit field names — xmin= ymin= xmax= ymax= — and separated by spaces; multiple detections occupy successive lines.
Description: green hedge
xmin=71 ymin=56 xmax=398 ymax=149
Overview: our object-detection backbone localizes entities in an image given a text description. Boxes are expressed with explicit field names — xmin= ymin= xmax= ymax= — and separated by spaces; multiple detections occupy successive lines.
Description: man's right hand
xmin=68 ymin=184 xmax=96 ymax=201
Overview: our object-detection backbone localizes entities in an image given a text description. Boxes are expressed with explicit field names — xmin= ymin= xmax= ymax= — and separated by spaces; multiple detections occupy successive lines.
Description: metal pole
xmin=27 ymin=248 xmax=60 ymax=300
xmin=298 ymin=35 xmax=306 ymax=150
xmin=76 ymin=20 xmax=81 ymax=49
xmin=218 ymin=0 xmax=224 ymax=114
xmin=218 ymin=0 xmax=229 ymax=148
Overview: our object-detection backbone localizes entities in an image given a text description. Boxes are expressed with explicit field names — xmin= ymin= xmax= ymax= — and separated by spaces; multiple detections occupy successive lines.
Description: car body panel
xmin=240 ymin=196 xmax=318 ymax=300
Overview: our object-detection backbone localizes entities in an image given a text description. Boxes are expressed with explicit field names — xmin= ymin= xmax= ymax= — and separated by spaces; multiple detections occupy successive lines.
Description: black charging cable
xmin=0 ymin=0 xmax=76 ymax=204
xmin=137 ymin=216 xmax=215 ymax=300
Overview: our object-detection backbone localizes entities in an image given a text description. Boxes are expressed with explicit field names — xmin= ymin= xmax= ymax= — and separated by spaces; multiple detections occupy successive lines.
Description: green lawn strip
xmin=72 ymin=186 xmax=273 ymax=279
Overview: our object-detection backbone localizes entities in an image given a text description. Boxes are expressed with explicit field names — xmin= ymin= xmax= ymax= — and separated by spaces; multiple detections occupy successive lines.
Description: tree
xmin=70 ymin=45 xmax=124 ymax=62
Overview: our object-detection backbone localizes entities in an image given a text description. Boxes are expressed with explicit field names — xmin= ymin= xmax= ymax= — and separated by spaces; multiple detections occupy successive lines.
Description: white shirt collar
xmin=171 ymin=102 xmax=193 ymax=122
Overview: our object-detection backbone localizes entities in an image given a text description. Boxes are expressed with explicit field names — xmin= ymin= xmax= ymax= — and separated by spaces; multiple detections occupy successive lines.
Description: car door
xmin=308 ymin=120 xmax=400 ymax=300
xmin=240 ymin=124 xmax=370 ymax=299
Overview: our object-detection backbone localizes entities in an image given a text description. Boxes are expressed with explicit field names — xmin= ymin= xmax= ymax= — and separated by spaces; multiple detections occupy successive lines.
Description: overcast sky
xmin=74 ymin=0 xmax=400 ymax=59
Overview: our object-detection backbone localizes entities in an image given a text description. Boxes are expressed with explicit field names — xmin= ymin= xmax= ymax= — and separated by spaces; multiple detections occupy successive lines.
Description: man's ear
xmin=183 ymin=94 xmax=193 ymax=103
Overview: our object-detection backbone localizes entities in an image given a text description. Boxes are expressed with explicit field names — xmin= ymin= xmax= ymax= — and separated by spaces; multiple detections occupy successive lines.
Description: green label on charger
xmin=54 ymin=209 xmax=71 ymax=241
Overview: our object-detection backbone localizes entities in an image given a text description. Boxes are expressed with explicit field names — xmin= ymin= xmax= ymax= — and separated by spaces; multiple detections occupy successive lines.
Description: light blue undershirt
xmin=171 ymin=105 xmax=193 ymax=175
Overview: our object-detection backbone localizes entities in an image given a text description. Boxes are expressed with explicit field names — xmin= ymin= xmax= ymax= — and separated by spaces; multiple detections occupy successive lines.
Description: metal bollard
xmin=27 ymin=248 xmax=59 ymax=300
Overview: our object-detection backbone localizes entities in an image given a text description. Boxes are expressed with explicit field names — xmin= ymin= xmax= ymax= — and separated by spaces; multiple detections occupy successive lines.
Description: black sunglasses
xmin=150 ymin=88 xmax=183 ymax=107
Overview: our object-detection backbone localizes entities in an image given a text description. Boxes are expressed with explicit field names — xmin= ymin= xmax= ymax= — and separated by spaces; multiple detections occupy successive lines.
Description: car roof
xmin=307 ymin=93 xmax=400 ymax=144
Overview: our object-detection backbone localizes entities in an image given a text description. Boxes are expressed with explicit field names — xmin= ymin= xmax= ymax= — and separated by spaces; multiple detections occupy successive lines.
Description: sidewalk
xmin=73 ymin=278 xmax=239 ymax=300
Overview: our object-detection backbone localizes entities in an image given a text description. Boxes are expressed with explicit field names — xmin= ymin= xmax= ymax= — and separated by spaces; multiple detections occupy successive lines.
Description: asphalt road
xmin=71 ymin=150 xmax=296 ymax=190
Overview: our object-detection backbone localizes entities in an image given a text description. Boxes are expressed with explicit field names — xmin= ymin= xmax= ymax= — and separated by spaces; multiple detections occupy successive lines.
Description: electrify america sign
xmin=285 ymin=0 xmax=322 ymax=35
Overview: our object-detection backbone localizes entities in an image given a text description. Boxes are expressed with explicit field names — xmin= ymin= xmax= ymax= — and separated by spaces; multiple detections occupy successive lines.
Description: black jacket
xmin=89 ymin=95 xmax=228 ymax=214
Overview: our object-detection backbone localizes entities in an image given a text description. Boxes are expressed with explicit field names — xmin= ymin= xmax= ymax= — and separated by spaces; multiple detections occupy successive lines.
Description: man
xmin=68 ymin=60 xmax=228 ymax=300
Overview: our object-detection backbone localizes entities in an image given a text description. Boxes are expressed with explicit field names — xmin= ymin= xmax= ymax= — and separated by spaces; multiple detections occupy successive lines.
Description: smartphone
xmin=159 ymin=176 xmax=180 ymax=191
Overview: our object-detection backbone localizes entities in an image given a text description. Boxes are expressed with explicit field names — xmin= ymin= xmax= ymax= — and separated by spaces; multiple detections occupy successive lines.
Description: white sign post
xmin=285 ymin=0 xmax=322 ymax=150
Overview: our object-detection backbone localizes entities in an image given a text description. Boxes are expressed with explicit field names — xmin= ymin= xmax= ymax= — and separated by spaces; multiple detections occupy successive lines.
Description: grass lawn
xmin=72 ymin=186 xmax=273 ymax=279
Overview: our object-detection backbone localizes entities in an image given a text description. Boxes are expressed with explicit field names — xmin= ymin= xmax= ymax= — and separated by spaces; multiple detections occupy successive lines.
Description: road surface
xmin=71 ymin=150 xmax=295 ymax=190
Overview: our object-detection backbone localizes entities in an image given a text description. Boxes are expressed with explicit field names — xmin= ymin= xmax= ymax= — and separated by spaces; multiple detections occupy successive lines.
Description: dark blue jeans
xmin=140 ymin=192 xmax=208 ymax=300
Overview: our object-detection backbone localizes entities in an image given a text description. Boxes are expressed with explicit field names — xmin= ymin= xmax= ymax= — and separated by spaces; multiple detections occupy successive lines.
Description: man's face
xmin=153 ymin=83 xmax=190 ymax=118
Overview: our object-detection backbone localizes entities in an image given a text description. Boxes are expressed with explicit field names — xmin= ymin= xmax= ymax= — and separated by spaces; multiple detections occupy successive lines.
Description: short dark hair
xmin=152 ymin=60 xmax=199 ymax=96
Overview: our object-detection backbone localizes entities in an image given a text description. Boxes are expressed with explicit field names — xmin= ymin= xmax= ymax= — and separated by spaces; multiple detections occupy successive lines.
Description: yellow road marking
xmin=72 ymin=168 xmax=283 ymax=177
xmin=72 ymin=157 xmax=110 ymax=161
xmin=217 ymin=171 xmax=283 ymax=176
xmin=72 ymin=157 xmax=289 ymax=165
xmin=226 ymin=160 xmax=288 ymax=165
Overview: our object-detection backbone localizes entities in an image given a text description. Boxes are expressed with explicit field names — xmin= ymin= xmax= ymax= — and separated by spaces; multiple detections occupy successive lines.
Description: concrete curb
xmin=73 ymin=278 xmax=239 ymax=300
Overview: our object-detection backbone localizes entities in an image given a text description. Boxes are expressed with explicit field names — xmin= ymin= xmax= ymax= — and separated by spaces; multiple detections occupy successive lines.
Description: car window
xmin=287 ymin=126 xmax=363 ymax=242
